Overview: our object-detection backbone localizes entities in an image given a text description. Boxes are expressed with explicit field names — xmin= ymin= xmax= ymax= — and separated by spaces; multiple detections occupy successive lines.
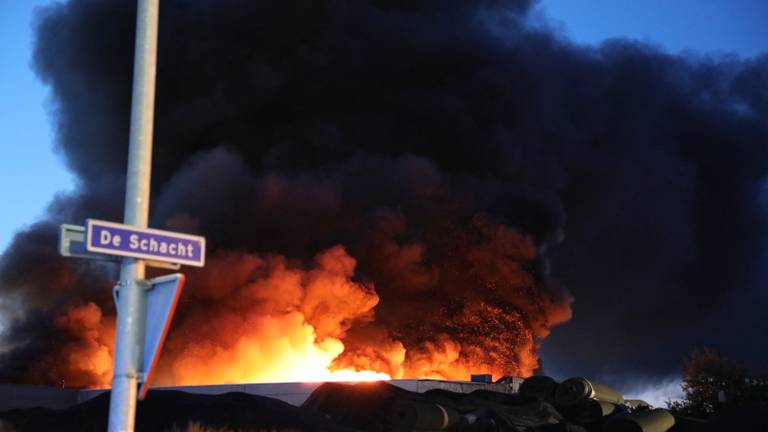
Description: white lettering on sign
xmin=100 ymin=230 xmax=122 ymax=247
xmin=85 ymin=219 xmax=206 ymax=267
xmin=126 ymin=234 xmax=195 ymax=257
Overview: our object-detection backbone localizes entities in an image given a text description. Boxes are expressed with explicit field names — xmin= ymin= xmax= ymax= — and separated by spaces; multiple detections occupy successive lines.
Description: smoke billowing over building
xmin=0 ymin=0 xmax=767 ymax=389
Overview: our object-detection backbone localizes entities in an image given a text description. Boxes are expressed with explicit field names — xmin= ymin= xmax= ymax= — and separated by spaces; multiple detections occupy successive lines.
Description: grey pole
xmin=108 ymin=0 xmax=159 ymax=430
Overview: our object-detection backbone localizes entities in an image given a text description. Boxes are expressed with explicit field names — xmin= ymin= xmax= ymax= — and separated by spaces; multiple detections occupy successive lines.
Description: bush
xmin=669 ymin=347 xmax=767 ymax=418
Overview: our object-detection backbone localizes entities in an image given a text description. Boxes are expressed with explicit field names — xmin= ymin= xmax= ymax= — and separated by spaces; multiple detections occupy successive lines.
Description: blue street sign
xmin=85 ymin=219 xmax=205 ymax=267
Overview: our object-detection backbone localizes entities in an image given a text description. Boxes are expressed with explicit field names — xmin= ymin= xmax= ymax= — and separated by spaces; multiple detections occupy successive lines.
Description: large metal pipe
xmin=554 ymin=377 xmax=625 ymax=407
xmin=107 ymin=0 xmax=159 ymax=430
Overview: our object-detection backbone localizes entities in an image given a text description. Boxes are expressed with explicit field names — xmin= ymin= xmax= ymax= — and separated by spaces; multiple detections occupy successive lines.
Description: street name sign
xmin=113 ymin=273 xmax=185 ymax=400
xmin=85 ymin=219 xmax=205 ymax=267
xmin=60 ymin=224 xmax=181 ymax=270
xmin=60 ymin=224 xmax=111 ymax=261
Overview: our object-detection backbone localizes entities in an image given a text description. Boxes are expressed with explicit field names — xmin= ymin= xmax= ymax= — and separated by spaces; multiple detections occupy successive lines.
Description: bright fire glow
xmin=36 ymin=241 xmax=570 ymax=388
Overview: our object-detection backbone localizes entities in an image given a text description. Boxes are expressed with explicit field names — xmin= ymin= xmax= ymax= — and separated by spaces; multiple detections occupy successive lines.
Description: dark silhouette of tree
xmin=669 ymin=347 xmax=759 ymax=417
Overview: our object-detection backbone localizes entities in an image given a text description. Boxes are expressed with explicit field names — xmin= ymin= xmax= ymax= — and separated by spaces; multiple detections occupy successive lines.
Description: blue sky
xmin=0 ymin=0 xmax=74 ymax=251
xmin=537 ymin=0 xmax=768 ymax=57
xmin=0 ymin=0 xmax=767 ymax=253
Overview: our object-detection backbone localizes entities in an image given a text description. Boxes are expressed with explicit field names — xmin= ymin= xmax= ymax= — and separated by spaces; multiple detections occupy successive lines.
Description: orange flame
xmin=154 ymin=246 xmax=393 ymax=386
xmin=33 ymin=232 xmax=571 ymax=388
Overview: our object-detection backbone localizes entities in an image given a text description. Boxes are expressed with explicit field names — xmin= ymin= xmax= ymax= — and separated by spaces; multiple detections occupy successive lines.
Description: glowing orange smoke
xmin=153 ymin=246 xmax=394 ymax=385
xmin=34 ymin=232 xmax=571 ymax=388
xmin=29 ymin=302 xmax=115 ymax=388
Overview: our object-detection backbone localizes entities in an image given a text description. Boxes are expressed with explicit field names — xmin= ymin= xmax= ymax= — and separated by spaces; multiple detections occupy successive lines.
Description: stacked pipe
xmin=388 ymin=400 xmax=460 ymax=432
xmin=519 ymin=376 xmax=676 ymax=432
xmin=518 ymin=375 xmax=559 ymax=406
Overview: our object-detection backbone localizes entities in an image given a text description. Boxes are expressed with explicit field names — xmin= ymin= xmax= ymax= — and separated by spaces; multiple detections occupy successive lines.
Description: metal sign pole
xmin=108 ymin=0 xmax=159 ymax=430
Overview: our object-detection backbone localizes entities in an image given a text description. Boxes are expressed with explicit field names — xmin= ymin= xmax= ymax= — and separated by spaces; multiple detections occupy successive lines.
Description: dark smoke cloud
xmin=150 ymin=148 xmax=570 ymax=381
xmin=1 ymin=0 xmax=767 ymax=387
